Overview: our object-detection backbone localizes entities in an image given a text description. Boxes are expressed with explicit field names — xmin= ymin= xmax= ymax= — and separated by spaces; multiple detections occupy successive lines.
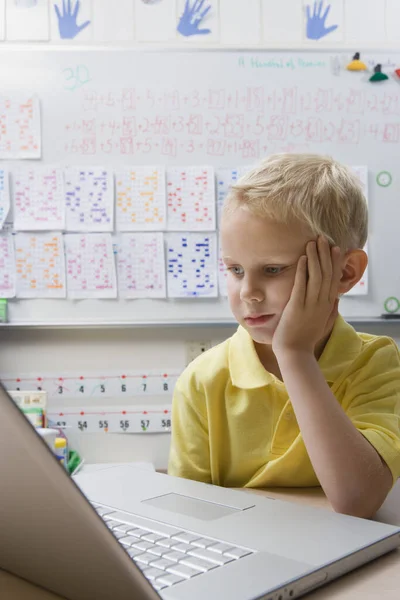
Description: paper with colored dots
xmin=65 ymin=167 xmax=114 ymax=232
xmin=216 ymin=166 xmax=252 ymax=226
xmin=14 ymin=232 xmax=66 ymax=298
xmin=0 ymin=95 xmax=41 ymax=159
xmin=116 ymin=232 xmax=166 ymax=299
xmin=13 ymin=166 xmax=65 ymax=231
xmin=116 ymin=166 xmax=166 ymax=231
xmin=218 ymin=234 xmax=228 ymax=297
xmin=64 ymin=233 xmax=117 ymax=299
xmin=0 ymin=169 xmax=10 ymax=230
xmin=167 ymin=166 xmax=216 ymax=231
xmin=166 ymin=232 xmax=218 ymax=298
xmin=0 ymin=233 xmax=16 ymax=298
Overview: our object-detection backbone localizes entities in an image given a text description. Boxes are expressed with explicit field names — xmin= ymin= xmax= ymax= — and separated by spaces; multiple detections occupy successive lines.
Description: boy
xmin=168 ymin=154 xmax=400 ymax=518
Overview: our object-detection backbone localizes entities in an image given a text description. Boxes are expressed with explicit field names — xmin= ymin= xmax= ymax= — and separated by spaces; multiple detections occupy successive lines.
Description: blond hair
xmin=223 ymin=154 xmax=368 ymax=250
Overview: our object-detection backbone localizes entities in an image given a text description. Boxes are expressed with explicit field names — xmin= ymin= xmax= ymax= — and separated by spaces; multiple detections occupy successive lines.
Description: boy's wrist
xmin=274 ymin=346 xmax=316 ymax=367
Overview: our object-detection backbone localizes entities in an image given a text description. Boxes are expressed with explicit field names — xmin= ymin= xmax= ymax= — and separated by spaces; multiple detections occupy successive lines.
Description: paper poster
xmin=0 ymin=0 xmax=5 ymax=40
xmin=176 ymin=0 xmax=219 ymax=42
xmin=15 ymin=232 xmax=66 ymax=298
xmin=65 ymin=167 xmax=114 ymax=232
xmin=344 ymin=0 xmax=384 ymax=44
xmin=0 ymin=169 xmax=10 ymax=229
xmin=219 ymin=0 xmax=260 ymax=44
xmin=117 ymin=232 xmax=166 ymax=299
xmin=64 ymin=233 xmax=117 ymax=299
xmin=302 ymin=0 xmax=343 ymax=43
xmin=167 ymin=166 xmax=216 ymax=231
xmin=93 ymin=0 xmax=134 ymax=41
xmin=51 ymin=0 xmax=92 ymax=41
xmin=134 ymin=0 xmax=176 ymax=42
xmin=0 ymin=233 xmax=16 ymax=298
xmin=0 ymin=95 xmax=41 ymax=159
xmin=262 ymin=0 xmax=302 ymax=43
xmin=13 ymin=167 xmax=65 ymax=231
xmin=216 ymin=166 xmax=251 ymax=226
xmin=6 ymin=0 xmax=49 ymax=41
xmin=166 ymin=232 xmax=218 ymax=297
xmin=116 ymin=166 xmax=166 ymax=231
xmin=217 ymin=234 xmax=227 ymax=297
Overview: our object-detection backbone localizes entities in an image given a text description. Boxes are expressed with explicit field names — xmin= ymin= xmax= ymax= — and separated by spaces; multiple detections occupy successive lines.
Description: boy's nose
xmin=240 ymin=280 xmax=265 ymax=303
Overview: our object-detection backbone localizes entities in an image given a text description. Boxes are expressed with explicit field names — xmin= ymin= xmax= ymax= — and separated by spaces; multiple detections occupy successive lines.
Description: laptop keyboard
xmin=93 ymin=503 xmax=255 ymax=592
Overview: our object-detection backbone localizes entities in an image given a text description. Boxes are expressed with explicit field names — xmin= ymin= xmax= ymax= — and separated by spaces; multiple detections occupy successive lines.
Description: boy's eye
xmin=264 ymin=266 xmax=284 ymax=275
xmin=228 ymin=266 xmax=244 ymax=276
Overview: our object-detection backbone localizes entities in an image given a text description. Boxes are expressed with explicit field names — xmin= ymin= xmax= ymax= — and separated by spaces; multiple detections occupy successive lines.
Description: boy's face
xmin=221 ymin=207 xmax=315 ymax=345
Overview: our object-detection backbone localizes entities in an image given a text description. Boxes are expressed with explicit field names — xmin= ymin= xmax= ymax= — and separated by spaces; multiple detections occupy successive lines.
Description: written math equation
xmin=62 ymin=86 xmax=400 ymax=160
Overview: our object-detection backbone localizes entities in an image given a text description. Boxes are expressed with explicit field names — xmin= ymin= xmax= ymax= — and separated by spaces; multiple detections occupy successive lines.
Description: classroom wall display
xmin=1 ymin=369 xmax=178 ymax=433
xmin=1 ymin=0 xmax=400 ymax=48
xmin=0 ymin=49 xmax=398 ymax=324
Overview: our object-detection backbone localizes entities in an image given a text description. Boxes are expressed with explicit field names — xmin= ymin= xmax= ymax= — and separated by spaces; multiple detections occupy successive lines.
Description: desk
xmin=1 ymin=481 xmax=400 ymax=599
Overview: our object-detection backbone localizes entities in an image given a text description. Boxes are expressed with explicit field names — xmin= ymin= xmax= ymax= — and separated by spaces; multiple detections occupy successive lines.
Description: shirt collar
xmin=229 ymin=315 xmax=363 ymax=389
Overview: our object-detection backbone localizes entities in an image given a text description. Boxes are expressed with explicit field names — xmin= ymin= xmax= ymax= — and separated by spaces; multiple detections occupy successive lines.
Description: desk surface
xmin=2 ymin=481 xmax=400 ymax=600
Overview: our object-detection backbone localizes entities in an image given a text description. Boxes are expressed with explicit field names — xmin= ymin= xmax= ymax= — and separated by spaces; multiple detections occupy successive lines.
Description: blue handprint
xmin=54 ymin=0 xmax=91 ymax=40
xmin=177 ymin=0 xmax=211 ymax=37
xmin=306 ymin=1 xmax=338 ymax=40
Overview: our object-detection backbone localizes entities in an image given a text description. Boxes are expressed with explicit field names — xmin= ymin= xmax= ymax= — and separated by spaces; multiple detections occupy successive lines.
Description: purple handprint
xmin=306 ymin=1 xmax=338 ymax=40
xmin=54 ymin=0 xmax=91 ymax=40
xmin=177 ymin=0 xmax=211 ymax=37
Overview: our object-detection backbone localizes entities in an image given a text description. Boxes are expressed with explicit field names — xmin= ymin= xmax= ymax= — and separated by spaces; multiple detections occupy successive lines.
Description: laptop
xmin=1 ymin=383 xmax=400 ymax=600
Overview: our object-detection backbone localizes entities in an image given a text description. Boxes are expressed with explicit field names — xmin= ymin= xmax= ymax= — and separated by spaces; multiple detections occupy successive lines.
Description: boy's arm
xmin=273 ymin=237 xmax=396 ymax=518
xmin=168 ymin=382 xmax=211 ymax=483
xmin=277 ymin=350 xmax=394 ymax=518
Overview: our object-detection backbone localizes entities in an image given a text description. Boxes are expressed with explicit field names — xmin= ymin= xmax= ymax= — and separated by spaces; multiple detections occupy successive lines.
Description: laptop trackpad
xmin=142 ymin=492 xmax=241 ymax=521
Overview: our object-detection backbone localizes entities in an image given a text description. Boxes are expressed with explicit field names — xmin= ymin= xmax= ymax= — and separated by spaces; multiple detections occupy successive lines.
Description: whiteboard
xmin=1 ymin=48 xmax=400 ymax=325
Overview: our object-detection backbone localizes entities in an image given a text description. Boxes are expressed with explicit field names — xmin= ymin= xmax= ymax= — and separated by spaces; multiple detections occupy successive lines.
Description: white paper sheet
xmin=6 ymin=0 xmax=49 ymax=41
xmin=219 ymin=0 xmax=260 ymax=45
xmin=117 ymin=232 xmax=166 ymax=299
xmin=344 ymin=0 xmax=385 ymax=44
xmin=13 ymin=167 xmax=65 ymax=231
xmin=116 ymin=166 xmax=166 ymax=231
xmin=0 ymin=169 xmax=10 ymax=229
xmin=93 ymin=0 xmax=134 ymax=42
xmin=0 ymin=233 xmax=16 ymax=298
xmin=0 ymin=0 xmax=5 ymax=40
xmin=167 ymin=166 xmax=216 ymax=231
xmin=64 ymin=233 xmax=117 ymax=299
xmin=0 ymin=95 xmax=41 ymax=159
xmin=15 ymin=232 xmax=66 ymax=298
xmin=262 ymin=0 xmax=302 ymax=44
xmin=166 ymin=232 xmax=218 ymax=297
xmin=65 ymin=167 xmax=114 ymax=232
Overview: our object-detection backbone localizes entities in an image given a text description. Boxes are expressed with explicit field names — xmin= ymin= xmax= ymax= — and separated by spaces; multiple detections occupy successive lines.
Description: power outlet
xmin=186 ymin=341 xmax=212 ymax=365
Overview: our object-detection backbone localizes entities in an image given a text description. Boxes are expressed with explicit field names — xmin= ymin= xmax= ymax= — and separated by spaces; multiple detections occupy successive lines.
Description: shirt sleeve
xmin=343 ymin=339 xmax=400 ymax=483
xmin=168 ymin=378 xmax=211 ymax=483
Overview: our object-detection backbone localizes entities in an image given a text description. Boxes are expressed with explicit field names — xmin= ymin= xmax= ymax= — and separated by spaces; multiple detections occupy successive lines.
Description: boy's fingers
xmin=290 ymin=255 xmax=307 ymax=307
xmin=329 ymin=246 xmax=342 ymax=303
xmin=305 ymin=241 xmax=321 ymax=305
xmin=318 ymin=236 xmax=333 ymax=301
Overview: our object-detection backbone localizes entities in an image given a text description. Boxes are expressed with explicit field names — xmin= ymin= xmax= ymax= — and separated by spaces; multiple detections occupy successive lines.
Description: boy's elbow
xmin=331 ymin=487 xmax=390 ymax=519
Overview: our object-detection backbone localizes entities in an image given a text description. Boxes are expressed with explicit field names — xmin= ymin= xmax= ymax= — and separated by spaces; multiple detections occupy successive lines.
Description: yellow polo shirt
xmin=168 ymin=315 xmax=400 ymax=488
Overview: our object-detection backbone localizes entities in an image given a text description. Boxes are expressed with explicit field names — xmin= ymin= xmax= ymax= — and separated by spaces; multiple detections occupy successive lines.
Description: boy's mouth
xmin=244 ymin=314 xmax=274 ymax=327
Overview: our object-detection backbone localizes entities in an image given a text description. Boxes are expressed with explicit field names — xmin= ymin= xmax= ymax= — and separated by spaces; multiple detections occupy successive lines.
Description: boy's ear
xmin=338 ymin=249 xmax=368 ymax=295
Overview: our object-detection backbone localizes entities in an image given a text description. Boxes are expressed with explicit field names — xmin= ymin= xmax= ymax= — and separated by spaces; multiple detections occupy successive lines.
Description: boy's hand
xmin=272 ymin=236 xmax=342 ymax=356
